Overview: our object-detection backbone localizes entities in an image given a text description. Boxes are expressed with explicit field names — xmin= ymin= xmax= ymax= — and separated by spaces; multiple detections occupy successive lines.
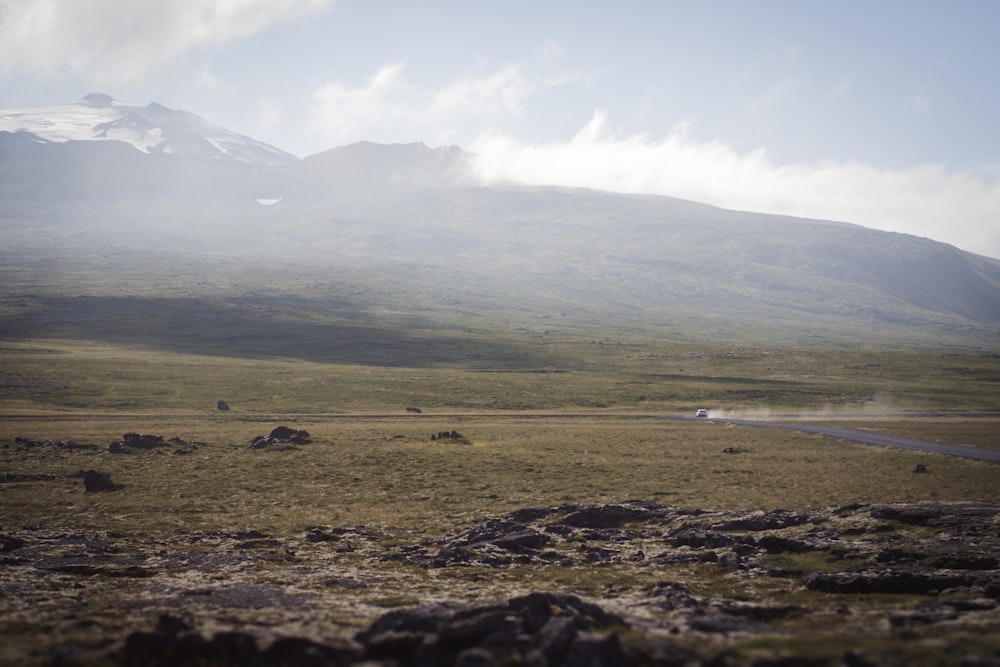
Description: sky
xmin=2 ymin=0 xmax=999 ymax=259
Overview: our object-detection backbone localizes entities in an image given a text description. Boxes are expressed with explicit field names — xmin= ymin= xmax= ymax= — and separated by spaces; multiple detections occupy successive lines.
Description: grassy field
xmin=2 ymin=336 xmax=999 ymax=415
xmin=3 ymin=414 xmax=999 ymax=540
xmin=1 ymin=318 xmax=999 ymax=665
xmin=2 ymin=407 xmax=999 ymax=665
xmin=2 ymin=330 xmax=998 ymax=535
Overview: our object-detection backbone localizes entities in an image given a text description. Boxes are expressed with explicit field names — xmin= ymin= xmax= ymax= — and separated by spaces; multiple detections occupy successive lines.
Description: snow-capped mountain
xmin=0 ymin=93 xmax=298 ymax=166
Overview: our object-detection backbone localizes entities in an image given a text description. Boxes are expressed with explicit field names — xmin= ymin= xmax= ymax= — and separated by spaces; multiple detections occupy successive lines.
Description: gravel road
xmin=689 ymin=416 xmax=1000 ymax=464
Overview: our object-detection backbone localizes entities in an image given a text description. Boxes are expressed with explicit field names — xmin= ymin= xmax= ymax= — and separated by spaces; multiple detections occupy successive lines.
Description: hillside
xmin=2 ymin=122 xmax=999 ymax=354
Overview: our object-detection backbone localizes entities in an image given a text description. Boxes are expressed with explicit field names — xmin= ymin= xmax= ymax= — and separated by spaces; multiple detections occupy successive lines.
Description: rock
xmin=750 ymin=534 xmax=813 ymax=553
xmin=217 ymin=400 xmax=230 ymax=411
xmin=869 ymin=502 xmax=997 ymax=528
xmin=560 ymin=504 xmax=651 ymax=529
xmin=117 ymin=613 xmax=358 ymax=666
xmin=121 ymin=433 xmax=167 ymax=449
xmin=83 ymin=470 xmax=118 ymax=493
xmin=464 ymin=519 xmax=550 ymax=552
xmin=355 ymin=592 xmax=644 ymax=666
xmin=432 ymin=430 xmax=466 ymax=441
xmin=248 ymin=435 xmax=270 ymax=450
xmin=802 ymin=568 xmax=998 ymax=595
xmin=405 ymin=406 xmax=422 ymax=413
xmin=646 ymin=581 xmax=699 ymax=610
xmin=248 ymin=426 xmax=311 ymax=449
xmin=712 ymin=509 xmax=816 ymax=531
xmin=268 ymin=426 xmax=311 ymax=443
xmin=665 ymin=527 xmax=735 ymax=549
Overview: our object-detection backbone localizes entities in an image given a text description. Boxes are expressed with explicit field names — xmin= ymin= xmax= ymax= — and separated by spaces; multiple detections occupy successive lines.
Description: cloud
xmin=828 ymin=75 xmax=853 ymax=101
xmin=307 ymin=61 xmax=537 ymax=147
xmin=468 ymin=112 xmax=1000 ymax=259
xmin=306 ymin=59 xmax=1000 ymax=258
xmin=906 ymin=85 xmax=930 ymax=113
xmin=0 ymin=0 xmax=331 ymax=81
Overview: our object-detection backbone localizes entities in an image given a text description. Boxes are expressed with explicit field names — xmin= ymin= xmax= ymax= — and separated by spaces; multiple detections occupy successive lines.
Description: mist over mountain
xmin=1 ymin=97 xmax=998 ymax=351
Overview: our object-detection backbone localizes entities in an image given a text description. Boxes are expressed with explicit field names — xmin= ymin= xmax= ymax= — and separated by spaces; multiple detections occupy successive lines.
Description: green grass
xmin=2 ymin=416 xmax=998 ymax=541
xmin=1 ymin=259 xmax=999 ymax=665
xmin=2 ymin=338 xmax=999 ymax=415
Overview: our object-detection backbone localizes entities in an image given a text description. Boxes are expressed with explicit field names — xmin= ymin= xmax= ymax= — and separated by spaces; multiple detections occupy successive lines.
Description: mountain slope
xmin=0 ymin=93 xmax=297 ymax=166
xmin=1 ymin=109 xmax=998 ymax=349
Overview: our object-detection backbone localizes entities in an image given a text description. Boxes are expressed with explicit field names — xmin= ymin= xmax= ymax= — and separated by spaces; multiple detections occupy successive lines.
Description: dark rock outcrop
xmin=356 ymin=592 xmax=652 ymax=666
xmin=7 ymin=500 xmax=1000 ymax=666
xmin=118 ymin=614 xmax=357 ymax=667
xmin=431 ymin=430 xmax=465 ymax=441
xmin=83 ymin=470 xmax=119 ymax=493
xmin=119 ymin=433 xmax=167 ymax=450
xmin=248 ymin=426 xmax=311 ymax=449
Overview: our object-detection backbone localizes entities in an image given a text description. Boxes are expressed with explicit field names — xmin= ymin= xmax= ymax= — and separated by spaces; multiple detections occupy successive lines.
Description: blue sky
xmin=2 ymin=0 xmax=999 ymax=258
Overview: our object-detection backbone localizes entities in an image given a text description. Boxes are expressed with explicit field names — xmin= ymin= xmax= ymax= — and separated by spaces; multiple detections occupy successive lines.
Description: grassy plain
xmin=2 ymin=330 xmax=999 ymax=538
xmin=3 ymin=414 xmax=1000 ymax=540
xmin=2 ymin=259 xmax=1000 ymax=664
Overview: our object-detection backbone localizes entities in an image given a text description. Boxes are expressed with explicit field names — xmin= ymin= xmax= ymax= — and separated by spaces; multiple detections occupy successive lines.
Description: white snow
xmin=0 ymin=94 xmax=298 ymax=166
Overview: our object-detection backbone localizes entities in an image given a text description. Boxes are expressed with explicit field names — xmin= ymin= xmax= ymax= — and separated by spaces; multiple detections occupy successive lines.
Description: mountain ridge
xmin=0 ymin=94 xmax=297 ymax=166
xmin=1 ymin=97 xmax=998 ymax=349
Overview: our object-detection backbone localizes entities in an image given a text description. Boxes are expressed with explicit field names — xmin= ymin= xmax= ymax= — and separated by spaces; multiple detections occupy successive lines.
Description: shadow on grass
xmin=0 ymin=295 xmax=544 ymax=368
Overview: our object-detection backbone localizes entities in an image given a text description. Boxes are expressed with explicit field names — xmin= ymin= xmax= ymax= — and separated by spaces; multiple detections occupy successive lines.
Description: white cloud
xmin=0 ymin=0 xmax=331 ymax=81
xmin=828 ymin=75 xmax=853 ymax=101
xmin=468 ymin=112 xmax=1000 ymax=259
xmin=306 ymin=59 xmax=1000 ymax=258
xmin=307 ymin=61 xmax=537 ymax=147
xmin=906 ymin=86 xmax=930 ymax=113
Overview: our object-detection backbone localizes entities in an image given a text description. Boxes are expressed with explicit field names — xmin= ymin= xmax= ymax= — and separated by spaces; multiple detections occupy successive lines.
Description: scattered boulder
xmin=914 ymin=464 xmax=929 ymax=473
xmin=405 ymin=406 xmax=422 ymax=413
xmin=117 ymin=594 xmax=676 ymax=667
xmin=356 ymin=592 xmax=649 ymax=666
xmin=431 ymin=430 xmax=466 ymax=441
xmin=561 ymin=503 xmax=652 ymax=529
xmin=268 ymin=426 xmax=310 ymax=443
xmin=216 ymin=400 xmax=230 ymax=411
xmin=666 ymin=527 xmax=736 ymax=550
xmin=108 ymin=433 xmax=198 ymax=453
xmin=119 ymin=433 xmax=166 ymax=450
xmin=118 ymin=614 xmax=357 ymax=666
xmin=248 ymin=426 xmax=311 ymax=449
xmin=711 ymin=509 xmax=817 ymax=532
xmin=802 ymin=568 xmax=999 ymax=595
xmin=83 ymin=470 xmax=119 ymax=493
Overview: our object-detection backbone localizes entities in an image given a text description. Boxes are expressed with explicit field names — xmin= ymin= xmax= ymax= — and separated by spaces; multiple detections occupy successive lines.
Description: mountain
xmin=0 ymin=93 xmax=297 ymax=166
xmin=1 ymin=99 xmax=999 ymax=351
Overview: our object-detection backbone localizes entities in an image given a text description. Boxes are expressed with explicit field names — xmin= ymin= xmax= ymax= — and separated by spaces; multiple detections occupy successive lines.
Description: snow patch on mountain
xmin=0 ymin=94 xmax=298 ymax=166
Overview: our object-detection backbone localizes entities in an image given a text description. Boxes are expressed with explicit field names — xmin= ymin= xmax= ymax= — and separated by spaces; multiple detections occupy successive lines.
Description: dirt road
xmin=681 ymin=416 xmax=1000 ymax=464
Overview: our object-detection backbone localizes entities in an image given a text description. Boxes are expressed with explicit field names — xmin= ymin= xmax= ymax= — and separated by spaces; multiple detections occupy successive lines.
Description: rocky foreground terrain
xmin=2 ymin=494 xmax=999 ymax=666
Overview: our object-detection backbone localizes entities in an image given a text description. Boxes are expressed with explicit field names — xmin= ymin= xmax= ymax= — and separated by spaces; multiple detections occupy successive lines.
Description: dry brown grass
xmin=2 ymin=415 xmax=997 ymax=542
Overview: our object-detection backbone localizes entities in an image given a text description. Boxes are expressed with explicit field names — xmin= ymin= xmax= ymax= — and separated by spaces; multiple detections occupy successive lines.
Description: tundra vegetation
xmin=1 ymin=244 xmax=1000 ymax=665
xmin=2 ymin=311 xmax=1000 ymax=665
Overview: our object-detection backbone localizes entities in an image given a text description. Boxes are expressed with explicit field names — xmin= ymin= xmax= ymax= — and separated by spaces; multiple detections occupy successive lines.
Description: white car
xmin=695 ymin=408 xmax=708 ymax=418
